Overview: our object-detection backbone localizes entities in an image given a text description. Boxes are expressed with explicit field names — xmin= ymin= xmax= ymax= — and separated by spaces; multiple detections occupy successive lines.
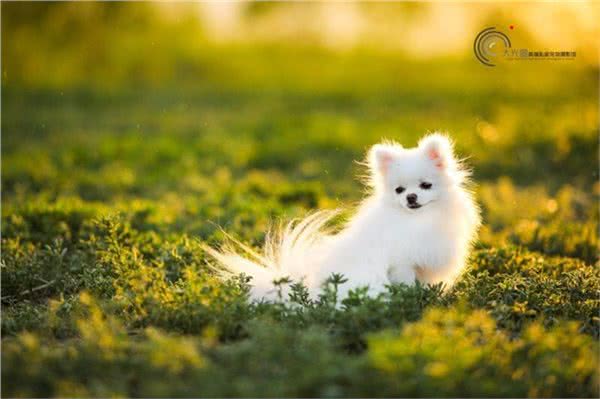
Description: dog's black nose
xmin=407 ymin=193 xmax=418 ymax=204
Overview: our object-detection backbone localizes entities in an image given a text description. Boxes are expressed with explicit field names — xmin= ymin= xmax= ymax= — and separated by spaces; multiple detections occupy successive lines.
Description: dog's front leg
xmin=387 ymin=262 xmax=417 ymax=285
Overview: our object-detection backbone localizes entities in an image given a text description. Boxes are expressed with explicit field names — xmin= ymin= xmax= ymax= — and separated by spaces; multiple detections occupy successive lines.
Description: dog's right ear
xmin=418 ymin=133 xmax=456 ymax=172
xmin=369 ymin=143 xmax=402 ymax=176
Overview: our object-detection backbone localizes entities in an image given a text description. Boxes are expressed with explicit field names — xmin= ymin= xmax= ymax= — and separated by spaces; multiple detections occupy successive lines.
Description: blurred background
xmin=3 ymin=2 xmax=599 ymax=87
xmin=2 ymin=1 xmax=599 ymax=239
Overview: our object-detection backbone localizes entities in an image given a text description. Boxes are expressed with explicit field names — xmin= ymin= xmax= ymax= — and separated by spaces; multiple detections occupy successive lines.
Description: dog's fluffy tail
xmin=203 ymin=210 xmax=340 ymax=300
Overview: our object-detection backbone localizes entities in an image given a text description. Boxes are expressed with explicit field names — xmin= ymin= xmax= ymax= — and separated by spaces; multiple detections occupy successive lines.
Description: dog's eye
xmin=395 ymin=186 xmax=405 ymax=194
xmin=420 ymin=182 xmax=432 ymax=190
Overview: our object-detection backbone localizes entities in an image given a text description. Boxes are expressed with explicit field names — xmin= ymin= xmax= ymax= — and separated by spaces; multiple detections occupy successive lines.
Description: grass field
xmin=2 ymin=3 xmax=599 ymax=397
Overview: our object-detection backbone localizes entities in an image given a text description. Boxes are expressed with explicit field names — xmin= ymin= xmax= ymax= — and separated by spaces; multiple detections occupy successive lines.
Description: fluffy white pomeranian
xmin=205 ymin=133 xmax=480 ymax=301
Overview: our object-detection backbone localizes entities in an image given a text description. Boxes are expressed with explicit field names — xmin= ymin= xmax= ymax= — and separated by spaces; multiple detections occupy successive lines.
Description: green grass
xmin=2 ymin=4 xmax=599 ymax=397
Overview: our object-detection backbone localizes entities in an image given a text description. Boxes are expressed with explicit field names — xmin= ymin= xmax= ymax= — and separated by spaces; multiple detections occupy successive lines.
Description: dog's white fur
xmin=204 ymin=134 xmax=480 ymax=301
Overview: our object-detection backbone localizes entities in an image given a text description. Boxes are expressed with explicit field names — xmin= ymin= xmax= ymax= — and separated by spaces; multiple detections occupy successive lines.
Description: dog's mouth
xmin=407 ymin=203 xmax=422 ymax=209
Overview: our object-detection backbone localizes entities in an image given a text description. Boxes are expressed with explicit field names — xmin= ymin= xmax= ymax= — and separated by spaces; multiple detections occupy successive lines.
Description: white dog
xmin=205 ymin=134 xmax=480 ymax=301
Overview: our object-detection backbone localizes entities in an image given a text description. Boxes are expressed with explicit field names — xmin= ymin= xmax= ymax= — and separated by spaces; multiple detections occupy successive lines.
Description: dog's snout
xmin=407 ymin=193 xmax=418 ymax=204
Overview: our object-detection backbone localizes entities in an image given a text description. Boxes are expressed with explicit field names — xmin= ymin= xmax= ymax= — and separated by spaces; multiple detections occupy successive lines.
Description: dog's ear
xmin=419 ymin=133 xmax=455 ymax=171
xmin=369 ymin=143 xmax=402 ymax=176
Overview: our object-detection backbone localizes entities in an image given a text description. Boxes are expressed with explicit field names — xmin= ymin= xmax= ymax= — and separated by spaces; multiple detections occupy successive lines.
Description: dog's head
xmin=366 ymin=133 xmax=467 ymax=212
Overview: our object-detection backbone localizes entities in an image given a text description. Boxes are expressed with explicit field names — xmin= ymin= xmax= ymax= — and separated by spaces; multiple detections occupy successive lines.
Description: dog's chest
xmin=385 ymin=213 xmax=452 ymax=257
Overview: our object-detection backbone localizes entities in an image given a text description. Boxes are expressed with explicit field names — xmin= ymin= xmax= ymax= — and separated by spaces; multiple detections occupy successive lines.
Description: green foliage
xmin=455 ymin=247 xmax=600 ymax=336
xmin=4 ymin=298 xmax=597 ymax=397
xmin=368 ymin=308 xmax=598 ymax=398
xmin=2 ymin=3 xmax=599 ymax=397
xmin=2 ymin=206 xmax=598 ymax=396
xmin=3 ymin=293 xmax=207 ymax=397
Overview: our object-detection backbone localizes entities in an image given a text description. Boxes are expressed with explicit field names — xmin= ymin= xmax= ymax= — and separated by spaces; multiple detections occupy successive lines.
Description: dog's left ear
xmin=369 ymin=143 xmax=402 ymax=177
xmin=419 ymin=133 xmax=455 ymax=171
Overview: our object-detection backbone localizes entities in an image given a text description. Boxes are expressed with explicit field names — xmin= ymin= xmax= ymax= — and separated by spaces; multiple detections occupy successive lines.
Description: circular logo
xmin=474 ymin=27 xmax=512 ymax=67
